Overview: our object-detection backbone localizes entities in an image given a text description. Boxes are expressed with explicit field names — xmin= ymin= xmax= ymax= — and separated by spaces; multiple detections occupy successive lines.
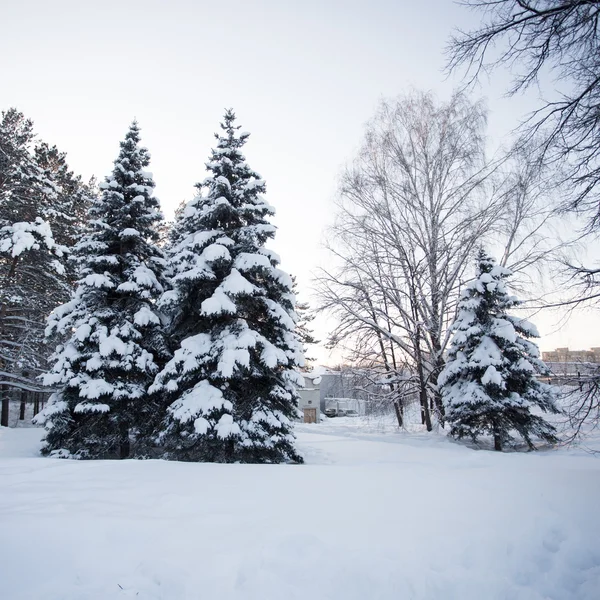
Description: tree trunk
xmin=393 ymin=400 xmax=404 ymax=428
xmin=414 ymin=330 xmax=433 ymax=432
xmin=119 ymin=419 xmax=130 ymax=459
xmin=493 ymin=422 xmax=502 ymax=451
xmin=419 ymin=385 xmax=432 ymax=432
xmin=429 ymin=349 xmax=446 ymax=427
xmin=1 ymin=384 xmax=9 ymax=427
xmin=19 ymin=390 xmax=26 ymax=421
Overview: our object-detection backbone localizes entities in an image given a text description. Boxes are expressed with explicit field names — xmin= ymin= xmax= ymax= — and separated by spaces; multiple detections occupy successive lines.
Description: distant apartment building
xmin=542 ymin=347 xmax=600 ymax=363
xmin=542 ymin=347 xmax=600 ymax=378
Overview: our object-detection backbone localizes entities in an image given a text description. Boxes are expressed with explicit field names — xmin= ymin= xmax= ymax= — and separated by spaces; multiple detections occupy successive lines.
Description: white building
xmin=297 ymin=372 xmax=322 ymax=423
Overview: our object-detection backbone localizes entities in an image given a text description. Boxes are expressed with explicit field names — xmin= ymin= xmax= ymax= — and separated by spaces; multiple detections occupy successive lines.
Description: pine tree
xmin=36 ymin=122 xmax=167 ymax=458
xmin=0 ymin=108 xmax=66 ymax=425
xmin=151 ymin=109 xmax=304 ymax=463
xmin=34 ymin=142 xmax=94 ymax=257
xmin=438 ymin=250 xmax=558 ymax=451
xmin=291 ymin=275 xmax=320 ymax=368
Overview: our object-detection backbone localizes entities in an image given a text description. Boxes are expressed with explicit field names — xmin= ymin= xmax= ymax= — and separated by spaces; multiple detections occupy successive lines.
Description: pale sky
xmin=3 ymin=0 xmax=599 ymax=362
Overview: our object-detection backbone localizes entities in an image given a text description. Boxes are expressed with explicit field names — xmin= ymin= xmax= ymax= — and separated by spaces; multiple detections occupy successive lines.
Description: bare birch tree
xmin=316 ymin=91 xmax=501 ymax=430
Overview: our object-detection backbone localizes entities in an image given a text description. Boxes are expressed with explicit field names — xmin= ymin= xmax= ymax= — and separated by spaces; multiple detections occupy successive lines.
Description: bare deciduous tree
xmin=448 ymin=0 xmax=600 ymax=228
xmin=316 ymin=91 xmax=501 ymax=430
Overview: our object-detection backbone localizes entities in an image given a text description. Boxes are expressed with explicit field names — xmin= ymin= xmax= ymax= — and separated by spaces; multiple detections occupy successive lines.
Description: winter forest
xmin=2 ymin=1 xmax=600 ymax=599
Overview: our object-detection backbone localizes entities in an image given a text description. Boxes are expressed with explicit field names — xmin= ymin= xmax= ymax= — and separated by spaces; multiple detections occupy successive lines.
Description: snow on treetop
xmin=515 ymin=357 xmax=535 ymax=372
xmin=98 ymin=333 xmax=129 ymax=357
xmin=120 ymin=228 xmax=141 ymax=238
xmin=168 ymin=379 xmax=231 ymax=425
xmin=481 ymin=365 xmax=504 ymax=387
xmin=234 ymin=252 xmax=272 ymax=271
xmin=470 ymin=335 xmax=503 ymax=367
xmin=172 ymin=230 xmax=220 ymax=253
xmin=264 ymin=298 xmax=295 ymax=330
xmin=133 ymin=306 xmax=160 ymax=327
xmin=0 ymin=218 xmax=65 ymax=259
xmin=201 ymin=288 xmax=237 ymax=316
xmin=491 ymin=318 xmax=517 ymax=343
xmin=133 ymin=265 xmax=163 ymax=291
xmin=78 ymin=379 xmax=114 ymax=400
xmin=508 ymin=315 xmax=540 ymax=338
xmin=272 ymin=268 xmax=293 ymax=289
xmin=490 ymin=264 xmax=512 ymax=278
xmin=216 ymin=175 xmax=231 ymax=189
xmin=220 ymin=269 xmax=256 ymax=295
xmin=216 ymin=326 xmax=261 ymax=378
xmin=84 ymin=273 xmax=115 ymax=289
xmin=74 ymin=401 xmax=111 ymax=414
xmin=258 ymin=248 xmax=281 ymax=264
xmin=199 ymin=242 xmax=231 ymax=263
xmin=215 ymin=413 xmax=241 ymax=439
xmin=259 ymin=338 xmax=288 ymax=368
xmin=243 ymin=178 xmax=265 ymax=191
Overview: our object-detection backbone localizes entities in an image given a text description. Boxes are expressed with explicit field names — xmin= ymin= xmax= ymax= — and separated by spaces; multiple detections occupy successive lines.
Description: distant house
xmin=298 ymin=372 xmax=322 ymax=423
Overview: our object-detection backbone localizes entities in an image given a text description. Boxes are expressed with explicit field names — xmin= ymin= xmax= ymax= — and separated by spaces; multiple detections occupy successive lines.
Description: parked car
xmin=344 ymin=410 xmax=359 ymax=417
xmin=324 ymin=408 xmax=338 ymax=418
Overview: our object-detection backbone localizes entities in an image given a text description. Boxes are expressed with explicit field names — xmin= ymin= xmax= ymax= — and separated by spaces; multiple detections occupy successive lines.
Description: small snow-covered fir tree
xmin=438 ymin=250 xmax=558 ymax=451
xmin=151 ymin=109 xmax=304 ymax=463
xmin=36 ymin=122 xmax=167 ymax=459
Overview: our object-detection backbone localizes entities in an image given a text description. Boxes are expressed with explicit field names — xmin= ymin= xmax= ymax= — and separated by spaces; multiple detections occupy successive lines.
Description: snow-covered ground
xmin=1 ymin=420 xmax=599 ymax=600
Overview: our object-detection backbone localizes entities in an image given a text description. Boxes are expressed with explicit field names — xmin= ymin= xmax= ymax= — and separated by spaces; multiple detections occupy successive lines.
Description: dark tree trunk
xmin=1 ymin=384 xmax=9 ymax=427
xmin=419 ymin=385 xmax=432 ymax=432
xmin=493 ymin=423 xmax=502 ymax=451
xmin=119 ymin=436 xmax=130 ymax=459
xmin=19 ymin=390 xmax=26 ymax=420
xmin=415 ymin=338 xmax=432 ymax=432
xmin=119 ymin=419 xmax=130 ymax=459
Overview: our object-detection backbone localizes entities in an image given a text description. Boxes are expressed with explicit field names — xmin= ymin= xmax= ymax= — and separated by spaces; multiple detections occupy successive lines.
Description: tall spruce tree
xmin=150 ymin=109 xmax=304 ymax=463
xmin=438 ymin=250 xmax=558 ymax=451
xmin=36 ymin=122 xmax=167 ymax=458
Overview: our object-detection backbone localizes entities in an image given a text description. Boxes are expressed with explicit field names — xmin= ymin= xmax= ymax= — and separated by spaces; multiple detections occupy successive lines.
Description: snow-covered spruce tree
xmin=150 ymin=109 xmax=304 ymax=463
xmin=35 ymin=122 xmax=167 ymax=459
xmin=438 ymin=250 xmax=558 ymax=451
xmin=1 ymin=108 xmax=66 ymax=425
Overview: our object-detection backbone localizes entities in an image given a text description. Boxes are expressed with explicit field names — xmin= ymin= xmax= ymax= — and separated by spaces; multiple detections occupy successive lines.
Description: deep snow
xmin=1 ymin=419 xmax=599 ymax=600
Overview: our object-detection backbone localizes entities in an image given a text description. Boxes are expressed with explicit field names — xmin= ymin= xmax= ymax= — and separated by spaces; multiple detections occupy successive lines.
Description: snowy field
xmin=1 ymin=419 xmax=599 ymax=600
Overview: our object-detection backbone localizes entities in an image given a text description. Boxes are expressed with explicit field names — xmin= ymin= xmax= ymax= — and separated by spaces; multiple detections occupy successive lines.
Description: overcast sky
xmin=3 ymin=0 xmax=599 ymax=362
